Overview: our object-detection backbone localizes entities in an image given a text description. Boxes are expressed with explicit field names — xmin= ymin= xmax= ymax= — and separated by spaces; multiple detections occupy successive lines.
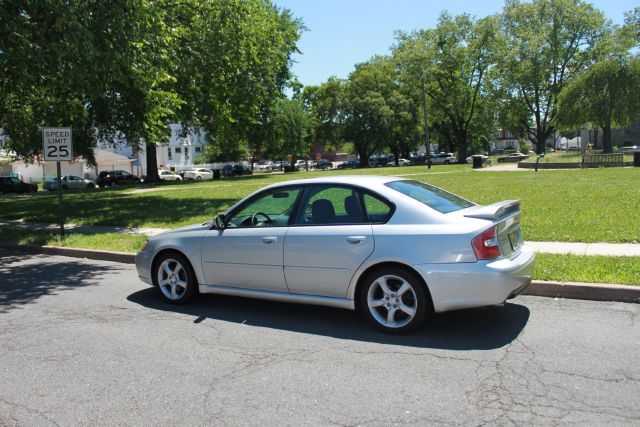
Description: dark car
xmin=222 ymin=163 xmax=253 ymax=177
xmin=337 ymin=159 xmax=359 ymax=169
xmin=0 ymin=176 xmax=38 ymax=194
xmin=315 ymin=159 xmax=333 ymax=170
xmin=96 ymin=170 xmax=141 ymax=188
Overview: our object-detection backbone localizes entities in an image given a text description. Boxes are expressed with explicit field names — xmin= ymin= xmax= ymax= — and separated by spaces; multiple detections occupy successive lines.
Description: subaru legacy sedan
xmin=136 ymin=176 xmax=534 ymax=333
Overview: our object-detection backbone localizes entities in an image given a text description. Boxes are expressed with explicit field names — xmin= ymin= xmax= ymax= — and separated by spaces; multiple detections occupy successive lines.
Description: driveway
xmin=1 ymin=252 xmax=639 ymax=425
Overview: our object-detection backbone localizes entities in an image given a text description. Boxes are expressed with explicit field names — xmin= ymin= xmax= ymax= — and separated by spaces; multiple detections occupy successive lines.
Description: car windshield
xmin=385 ymin=180 xmax=475 ymax=214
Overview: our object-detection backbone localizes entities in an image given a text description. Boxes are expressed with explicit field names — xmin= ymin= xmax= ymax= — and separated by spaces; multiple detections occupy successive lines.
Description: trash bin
xmin=472 ymin=155 xmax=483 ymax=169
xmin=634 ymin=151 xmax=640 ymax=167
xmin=213 ymin=169 xmax=221 ymax=179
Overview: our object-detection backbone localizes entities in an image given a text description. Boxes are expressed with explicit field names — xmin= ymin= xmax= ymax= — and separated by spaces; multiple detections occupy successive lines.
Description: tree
xmin=555 ymin=57 xmax=640 ymax=152
xmin=165 ymin=0 xmax=302 ymax=163
xmin=267 ymin=98 xmax=314 ymax=161
xmin=0 ymin=0 xmax=302 ymax=181
xmin=302 ymin=77 xmax=347 ymax=152
xmin=499 ymin=0 xmax=608 ymax=153
xmin=342 ymin=57 xmax=395 ymax=167
xmin=394 ymin=13 xmax=498 ymax=162
xmin=0 ymin=0 xmax=179 ymax=173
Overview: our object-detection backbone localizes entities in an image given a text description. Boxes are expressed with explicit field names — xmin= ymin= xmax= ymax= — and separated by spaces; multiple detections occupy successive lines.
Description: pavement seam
xmin=1 ymin=242 xmax=638 ymax=304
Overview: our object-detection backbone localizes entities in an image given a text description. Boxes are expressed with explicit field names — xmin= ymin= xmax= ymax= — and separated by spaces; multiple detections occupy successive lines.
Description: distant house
xmin=492 ymin=129 xmax=521 ymax=151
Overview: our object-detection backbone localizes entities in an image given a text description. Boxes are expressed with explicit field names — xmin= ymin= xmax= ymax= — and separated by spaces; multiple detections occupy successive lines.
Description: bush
xmin=519 ymin=139 xmax=530 ymax=155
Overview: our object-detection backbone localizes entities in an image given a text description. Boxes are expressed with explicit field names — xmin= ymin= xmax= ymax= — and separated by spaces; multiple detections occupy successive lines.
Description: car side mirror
xmin=214 ymin=213 xmax=226 ymax=229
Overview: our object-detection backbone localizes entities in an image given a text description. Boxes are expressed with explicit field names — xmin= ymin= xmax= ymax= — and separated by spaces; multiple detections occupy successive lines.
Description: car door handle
xmin=262 ymin=236 xmax=277 ymax=244
xmin=346 ymin=236 xmax=367 ymax=244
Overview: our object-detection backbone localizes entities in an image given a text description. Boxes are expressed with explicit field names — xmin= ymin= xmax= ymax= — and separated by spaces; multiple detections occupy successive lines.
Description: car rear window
xmin=385 ymin=180 xmax=474 ymax=214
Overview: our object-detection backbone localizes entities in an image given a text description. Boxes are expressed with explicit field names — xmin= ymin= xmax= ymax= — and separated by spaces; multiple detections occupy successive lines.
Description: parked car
xmin=0 ymin=176 xmax=38 ymax=194
xmin=315 ymin=159 xmax=333 ymax=170
xmin=293 ymin=159 xmax=309 ymax=170
xmin=368 ymin=156 xmax=389 ymax=167
xmin=430 ymin=153 xmax=456 ymax=165
xmin=43 ymin=175 xmax=95 ymax=191
xmin=253 ymin=161 xmax=273 ymax=171
xmin=465 ymin=154 xmax=491 ymax=165
xmin=497 ymin=152 xmax=530 ymax=163
xmin=183 ymin=168 xmax=213 ymax=180
xmin=96 ymin=170 xmax=141 ymax=188
xmin=337 ymin=159 xmax=359 ymax=169
xmin=136 ymin=175 xmax=535 ymax=333
xmin=387 ymin=158 xmax=412 ymax=167
xmin=158 ymin=170 xmax=182 ymax=181
xmin=222 ymin=163 xmax=253 ymax=177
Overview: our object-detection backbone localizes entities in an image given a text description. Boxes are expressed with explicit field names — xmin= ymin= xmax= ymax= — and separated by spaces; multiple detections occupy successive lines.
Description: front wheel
xmin=358 ymin=267 xmax=431 ymax=333
xmin=153 ymin=252 xmax=198 ymax=304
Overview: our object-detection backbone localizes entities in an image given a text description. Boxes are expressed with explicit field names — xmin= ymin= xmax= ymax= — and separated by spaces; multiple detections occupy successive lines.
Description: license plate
xmin=508 ymin=230 xmax=521 ymax=251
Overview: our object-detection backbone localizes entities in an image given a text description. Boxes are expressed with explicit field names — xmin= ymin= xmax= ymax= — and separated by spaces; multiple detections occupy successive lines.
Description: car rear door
xmin=283 ymin=185 xmax=375 ymax=298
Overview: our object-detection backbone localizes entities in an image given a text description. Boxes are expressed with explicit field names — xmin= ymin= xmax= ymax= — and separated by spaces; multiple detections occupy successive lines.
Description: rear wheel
xmin=153 ymin=252 xmax=198 ymax=304
xmin=359 ymin=266 xmax=431 ymax=333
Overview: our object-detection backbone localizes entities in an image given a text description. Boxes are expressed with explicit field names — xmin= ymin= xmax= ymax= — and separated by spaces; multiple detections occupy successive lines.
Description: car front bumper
xmin=135 ymin=250 xmax=154 ymax=285
xmin=414 ymin=245 xmax=536 ymax=313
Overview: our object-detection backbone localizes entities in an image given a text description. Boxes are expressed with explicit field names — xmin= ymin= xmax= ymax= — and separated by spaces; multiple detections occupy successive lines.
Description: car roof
xmin=264 ymin=175 xmax=400 ymax=190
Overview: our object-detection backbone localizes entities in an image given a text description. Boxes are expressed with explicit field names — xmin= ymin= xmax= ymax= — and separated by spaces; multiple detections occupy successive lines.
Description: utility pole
xmin=420 ymin=74 xmax=432 ymax=169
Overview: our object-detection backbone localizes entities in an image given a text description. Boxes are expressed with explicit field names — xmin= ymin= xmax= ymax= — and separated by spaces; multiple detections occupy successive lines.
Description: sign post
xmin=43 ymin=128 xmax=72 ymax=238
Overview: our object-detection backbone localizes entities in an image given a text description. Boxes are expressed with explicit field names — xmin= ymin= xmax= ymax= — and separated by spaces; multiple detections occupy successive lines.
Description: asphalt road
xmin=1 ymin=252 xmax=639 ymax=426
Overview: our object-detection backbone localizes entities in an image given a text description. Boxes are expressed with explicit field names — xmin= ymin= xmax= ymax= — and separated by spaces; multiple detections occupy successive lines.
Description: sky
xmin=273 ymin=0 xmax=635 ymax=87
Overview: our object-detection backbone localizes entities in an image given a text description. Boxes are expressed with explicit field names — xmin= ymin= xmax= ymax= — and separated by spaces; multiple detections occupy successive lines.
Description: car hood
xmin=153 ymin=222 xmax=212 ymax=238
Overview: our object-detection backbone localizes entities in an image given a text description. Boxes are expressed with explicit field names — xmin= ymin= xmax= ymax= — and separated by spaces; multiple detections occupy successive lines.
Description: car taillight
xmin=472 ymin=226 xmax=502 ymax=260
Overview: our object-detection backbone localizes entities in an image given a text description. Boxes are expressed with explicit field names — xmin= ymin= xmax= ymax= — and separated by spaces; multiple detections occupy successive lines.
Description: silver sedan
xmin=136 ymin=176 xmax=535 ymax=333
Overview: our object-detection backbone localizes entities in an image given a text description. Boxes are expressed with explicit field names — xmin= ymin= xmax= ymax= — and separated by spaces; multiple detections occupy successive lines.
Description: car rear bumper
xmin=414 ymin=245 xmax=536 ymax=313
xmin=135 ymin=250 xmax=154 ymax=285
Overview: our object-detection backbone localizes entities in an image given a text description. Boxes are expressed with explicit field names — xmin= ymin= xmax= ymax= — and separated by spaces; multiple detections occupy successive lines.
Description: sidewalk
xmin=1 ymin=219 xmax=639 ymax=257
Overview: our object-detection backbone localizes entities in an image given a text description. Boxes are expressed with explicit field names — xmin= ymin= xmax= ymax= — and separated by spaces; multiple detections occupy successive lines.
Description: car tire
xmin=153 ymin=252 xmax=198 ymax=304
xmin=87 ymin=183 xmax=95 ymax=189
xmin=62 ymin=185 xmax=68 ymax=190
xmin=110 ymin=181 xmax=117 ymax=188
xmin=196 ymin=176 xmax=202 ymax=180
xmin=358 ymin=266 xmax=431 ymax=334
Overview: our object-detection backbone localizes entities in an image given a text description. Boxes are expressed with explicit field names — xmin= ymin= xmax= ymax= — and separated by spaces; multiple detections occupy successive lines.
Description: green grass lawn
xmin=1 ymin=165 xmax=639 ymax=243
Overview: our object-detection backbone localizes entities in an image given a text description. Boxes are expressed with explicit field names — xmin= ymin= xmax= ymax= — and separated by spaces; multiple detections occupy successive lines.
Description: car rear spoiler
xmin=464 ymin=200 xmax=520 ymax=221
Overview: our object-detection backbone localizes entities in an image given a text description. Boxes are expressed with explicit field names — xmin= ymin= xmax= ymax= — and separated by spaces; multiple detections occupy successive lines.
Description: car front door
xmin=283 ymin=185 xmax=376 ymax=298
xmin=201 ymin=186 xmax=302 ymax=292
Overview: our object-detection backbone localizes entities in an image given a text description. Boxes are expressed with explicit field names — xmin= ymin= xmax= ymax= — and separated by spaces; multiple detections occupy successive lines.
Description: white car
xmin=43 ymin=175 xmax=95 ymax=191
xmin=430 ymin=153 xmax=456 ymax=165
xmin=158 ymin=170 xmax=182 ymax=181
xmin=183 ymin=168 xmax=213 ymax=180
xmin=136 ymin=175 xmax=535 ymax=333
xmin=387 ymin=158 xmax=412 ymax=167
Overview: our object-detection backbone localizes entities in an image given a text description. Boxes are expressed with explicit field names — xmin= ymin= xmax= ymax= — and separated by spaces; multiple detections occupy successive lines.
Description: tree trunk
xmin=145 ymin=142 xmax=160 ymax=183
xmin=357 ymin=146 xmax=369 ymax=167
xmin=602 ymin=125 xmax=612 ymax=153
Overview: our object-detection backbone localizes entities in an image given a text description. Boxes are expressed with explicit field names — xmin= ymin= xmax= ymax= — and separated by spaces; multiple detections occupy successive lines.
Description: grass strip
xmin=0 ymin=226 xmax=147 ymax=253
xmin=534 ymin=253 xmax=640 ymax=286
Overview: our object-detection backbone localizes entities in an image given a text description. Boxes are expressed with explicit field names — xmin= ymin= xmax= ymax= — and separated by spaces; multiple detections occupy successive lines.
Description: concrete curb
xmin=0 ymin=242 xmax=135 ymax=264
xmin=1 ymin=242 xmax=639 ymax=304
xmin=523 ymin=280 xmax=640 ymax=304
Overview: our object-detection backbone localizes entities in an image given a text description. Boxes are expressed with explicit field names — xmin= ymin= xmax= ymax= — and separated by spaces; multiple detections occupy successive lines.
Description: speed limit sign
xmin=43 ymin=128 xmax=73 ymax=161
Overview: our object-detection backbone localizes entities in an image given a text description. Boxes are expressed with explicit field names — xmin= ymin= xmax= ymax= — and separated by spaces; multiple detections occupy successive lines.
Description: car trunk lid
xmin=463 ymin=200 xmax=524 ymax=258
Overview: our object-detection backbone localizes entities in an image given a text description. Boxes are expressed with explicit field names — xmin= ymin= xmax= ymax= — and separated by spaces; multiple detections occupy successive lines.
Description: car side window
xmin=226 ymin=187 xmax=301 ymax=228
xmin=363 ymin=193 xmax=392 ymax=223
xmin=294 ymin=186 xmax=366 ymax=225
